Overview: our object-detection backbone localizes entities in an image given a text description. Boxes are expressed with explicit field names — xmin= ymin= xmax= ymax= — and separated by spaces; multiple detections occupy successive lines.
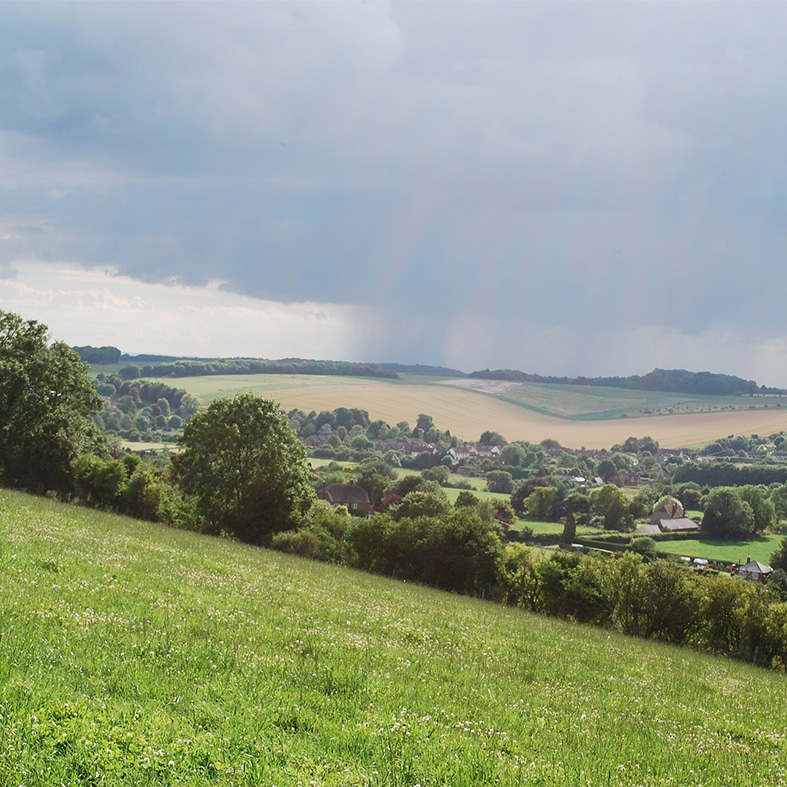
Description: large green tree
xmin=770 ymin=538 xmax=787 ymax=573
xmin=590 ymin=484 xmax=632 ymax=531
xmin=0 ymin=310 xmax=104 ymax=494
xmin=524 ymin=486 xmax=561 ymax=521
xmin=770 ymin=483 xmax=787 ymax=524
xmin=486 ymin=469 xmax=514 ymax=494
xmin=701 ymin=487 xmax=755 ymax=539
xmin=172 ymin=394 xmax=315 ymax=544
xmin=738 ymin=485 xmax=776 ymax=532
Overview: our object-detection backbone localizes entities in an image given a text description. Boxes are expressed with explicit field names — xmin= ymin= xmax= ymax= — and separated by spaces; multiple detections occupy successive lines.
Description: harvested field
xmin=160 ymin=374 xmax=787 ymax=449
xmin=260 ymin=384 xmax=787 ymax=449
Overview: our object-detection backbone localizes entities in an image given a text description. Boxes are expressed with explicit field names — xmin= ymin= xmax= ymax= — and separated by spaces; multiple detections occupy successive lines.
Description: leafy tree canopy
xmin=524 ymin=486 xmax=562 ymax=521
xmin=770 ymin=538 xmax=787 ymax=573
xmin=590 ymin=484 xmax=632 ymax=532
xmin=738 ymin=485 xmax=776 ymax=532
xmin=469 ymin=367 xmax=781 ymax=395
xmin=479 ymin=430 xmax=506 ymax=446
xmin=172 ymin=393 xmax=315 ymax=544
xmin=0 ymin=310 xmax=104 ymax=494
xmin=486 ymin=469 xmax=514 ymax=494
xmin=701 ymin=487 xmax=755 ymax=540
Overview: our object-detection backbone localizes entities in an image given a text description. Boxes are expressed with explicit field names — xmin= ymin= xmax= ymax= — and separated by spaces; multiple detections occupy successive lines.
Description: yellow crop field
xmin=160 ymin=374 xmax=787 ymax=449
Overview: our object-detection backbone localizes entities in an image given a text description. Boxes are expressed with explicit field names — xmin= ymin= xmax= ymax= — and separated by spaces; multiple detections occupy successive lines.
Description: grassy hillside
xmin=139 ymin=372 xmax=787 ymax=448
xmin=2 ymin=490 xmax=787 ymax=785
xmin=448 ymin=379 xmax=761 ymax=419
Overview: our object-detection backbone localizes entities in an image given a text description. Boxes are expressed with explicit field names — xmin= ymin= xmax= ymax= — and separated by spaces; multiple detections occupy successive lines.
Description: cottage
xmin=318 ymin=482 xmax=372 ymax=514
xmin=650 ymin=501 xmax=684 ymax=526
xmin=635 ymin=515 xmax=700 ymax=536
xmin=657 ymin=517 xmax=701 ymax=533
xmin=646 ymin=499 xmax=699 ymax=534
xmin=737 ymin=560 xmax=773 ymax=583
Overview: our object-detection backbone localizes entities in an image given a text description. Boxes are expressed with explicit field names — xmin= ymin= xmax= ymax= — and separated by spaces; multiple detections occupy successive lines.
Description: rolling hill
xmin=2 ymin=489 xmax=787 ymax=784
xmin=146 ymin=372 xmax=787 ymax=449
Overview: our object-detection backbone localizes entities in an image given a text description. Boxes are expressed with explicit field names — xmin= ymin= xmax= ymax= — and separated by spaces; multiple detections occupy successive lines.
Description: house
xmin=634 ymin=523 xmax=662 ymax=535
xmin=645 ymin=499 xmax=700 ymax=534
xmin=318 ymin=482 xmax=372 ymax=514
xmin=657 ymin=517 xmax=701 ymax=533
xmin=634 ymin=517 xmax=700 ymax=535
xmin=650 ymin=500 xmax=684 ymax=526
xmin=737 ymin=560 xmax=773 ymax=583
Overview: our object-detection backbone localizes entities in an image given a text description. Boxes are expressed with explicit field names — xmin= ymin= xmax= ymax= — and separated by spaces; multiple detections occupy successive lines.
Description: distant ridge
xmin=75 ymin=347 xmax=784 ymax=396
xmin=120 ymin=353 xmax=214 ymax=363
xmin=120 ymin=358 xmax=399 ymax=379
xmin=469 ymin=367 xmax=787 ymax=396
xmin=377 ymin=362 xmax=467 ymax=377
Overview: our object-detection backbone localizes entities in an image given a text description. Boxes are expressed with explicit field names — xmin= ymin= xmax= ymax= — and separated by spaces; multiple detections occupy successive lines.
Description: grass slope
xmin=146 ymin=373 xmax=787 ymax=449
xmin=4 ymin=490 xmax=787 ymax=785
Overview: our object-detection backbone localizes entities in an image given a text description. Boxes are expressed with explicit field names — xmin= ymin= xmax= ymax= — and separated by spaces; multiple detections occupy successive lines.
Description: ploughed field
xmin=157 ymin=372 xmax=787 ymax=449
xmin=2 ymin=489 xmax=787 ymax=785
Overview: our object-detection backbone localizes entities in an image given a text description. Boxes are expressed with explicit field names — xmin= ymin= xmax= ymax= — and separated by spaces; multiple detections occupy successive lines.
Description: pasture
xmin=145 ymin=372 xmax=787 ymax=449
xmin=652 ymin=534 xmax=783 ymax=566
xmin=2 ymin=489 xmax=787 ymax=785
xmin=440 ymin=377 xmax=756 ymax=420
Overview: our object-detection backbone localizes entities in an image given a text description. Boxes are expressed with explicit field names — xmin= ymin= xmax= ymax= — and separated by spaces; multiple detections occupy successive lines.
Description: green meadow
xmin=481 ymin=380 xmax=759 ymax=420
xmin=3 ymin=489 xmax=787 ymax=785
xmin=653 ymin=534 xmax=783 ymax=566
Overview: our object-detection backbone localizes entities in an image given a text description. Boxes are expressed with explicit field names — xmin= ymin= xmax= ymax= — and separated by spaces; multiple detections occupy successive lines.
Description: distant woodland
xmin=75 ymin=348 xmax=399 ymax=380
xmin=469 ymin=367 xmax=787 ymax=396
xmin=74 ymin=346 xmax=785 ymax=397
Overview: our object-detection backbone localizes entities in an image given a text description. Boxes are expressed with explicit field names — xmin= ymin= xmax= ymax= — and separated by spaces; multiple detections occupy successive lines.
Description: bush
xmin=72 ymin=455 xmax=128 ymax=510
xmin=632 ymin=536 xmax=658 ymax=556
xmin=498 ymin=544 xmax=540 ymax=609
xmin=421 ymin=464 xmax=450 ymax=486
xmin=271 ymin=528 xmax=334 ymax=561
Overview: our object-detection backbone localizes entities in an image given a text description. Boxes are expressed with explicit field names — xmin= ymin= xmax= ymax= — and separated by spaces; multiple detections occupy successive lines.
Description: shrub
xmin=271 ymin=528 xmax=334 ymax=561
xmin=632 ymin=536 xmax=658 ymax=556
xmin=497 ymin=543 xmax=540 ymax=609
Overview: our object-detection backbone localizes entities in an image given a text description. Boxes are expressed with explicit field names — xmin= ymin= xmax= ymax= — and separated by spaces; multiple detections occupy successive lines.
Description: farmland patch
xmin=145 ymin=374 xmax=787 ymax=449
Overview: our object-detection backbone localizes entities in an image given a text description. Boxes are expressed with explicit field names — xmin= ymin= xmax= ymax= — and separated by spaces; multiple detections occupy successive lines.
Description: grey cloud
xmin=1 ymin=1 xmax=787 ymax=372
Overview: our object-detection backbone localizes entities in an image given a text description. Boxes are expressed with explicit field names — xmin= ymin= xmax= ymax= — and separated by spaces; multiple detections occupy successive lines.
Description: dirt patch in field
xmin=437 ymin=379 xmax=523 ymax=396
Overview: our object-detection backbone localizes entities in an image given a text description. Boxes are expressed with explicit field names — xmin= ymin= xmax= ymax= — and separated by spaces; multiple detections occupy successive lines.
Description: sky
xmin=1 ymin=1 xmax=787 ymax=385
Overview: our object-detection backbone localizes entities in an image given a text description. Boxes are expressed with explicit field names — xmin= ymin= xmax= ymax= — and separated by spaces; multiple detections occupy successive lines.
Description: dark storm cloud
xmin=1 ymin=1 xmax=787 ymax=376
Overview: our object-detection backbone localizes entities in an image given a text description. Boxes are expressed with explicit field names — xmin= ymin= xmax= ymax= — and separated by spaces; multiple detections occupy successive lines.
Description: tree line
xmin=75 ymin=349 xmax=399 ymax=381
xmin=470 ymin=367 xmax=785 ymax=396
xmin=77 ymin=344 xmax=786 ymax=396
xmin=92 ymin=372 xmax=200 ymax=443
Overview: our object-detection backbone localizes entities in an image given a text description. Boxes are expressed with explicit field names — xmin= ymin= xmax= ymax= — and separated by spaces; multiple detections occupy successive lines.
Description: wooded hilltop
xmin=74 ymin=345 xmax=786 ymax=396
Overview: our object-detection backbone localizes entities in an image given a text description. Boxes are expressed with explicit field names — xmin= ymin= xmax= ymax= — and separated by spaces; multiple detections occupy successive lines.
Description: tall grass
xmin=2 ymin=489 xmax=786 ymax=785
